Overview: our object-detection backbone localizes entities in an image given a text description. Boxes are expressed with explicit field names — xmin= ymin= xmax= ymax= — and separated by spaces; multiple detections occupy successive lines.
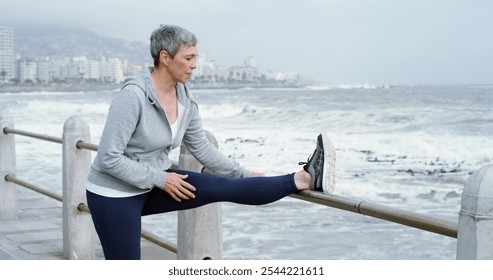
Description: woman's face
xmin=166 ymin=45 xmax=198 ymax=84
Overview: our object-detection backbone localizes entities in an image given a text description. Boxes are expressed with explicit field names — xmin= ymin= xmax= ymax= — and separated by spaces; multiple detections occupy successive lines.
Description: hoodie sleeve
xmin=95 ymin=87 xmax=167 ymax=190
xmin=182 ymin=103 xmax=251 ymax=178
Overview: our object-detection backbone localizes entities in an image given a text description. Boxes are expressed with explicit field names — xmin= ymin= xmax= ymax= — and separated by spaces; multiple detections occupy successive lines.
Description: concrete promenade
xmin=0 ymin=187 xmax=176 ymax=260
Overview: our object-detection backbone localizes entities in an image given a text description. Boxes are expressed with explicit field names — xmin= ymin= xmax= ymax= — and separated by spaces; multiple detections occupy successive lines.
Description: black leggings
xmin=86 ymin=169 xmax=298 ymax=260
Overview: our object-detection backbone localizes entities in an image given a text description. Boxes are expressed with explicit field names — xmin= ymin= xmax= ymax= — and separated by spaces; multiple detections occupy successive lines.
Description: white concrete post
xmin=177 ymin=130 xmax=223 ymax=260
xmin=457 ymin=164 xmax=493 ymax=259
xmin=0 ymin=111 xmax=17 ymax=220
xmin=62 ymin=116 xmax=94 ymax=260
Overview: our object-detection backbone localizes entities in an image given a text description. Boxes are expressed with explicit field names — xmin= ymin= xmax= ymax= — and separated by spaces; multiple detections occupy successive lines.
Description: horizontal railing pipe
xmin=77 ymin=203 xmax=90 ymax=213
xmin=76 ymin=140 xmax=98 ymax=151
xmin=358 ymin=200 xmax=457 ymax=238
xmin=290 ymin=191 xmax=458 ymax=238
xmin=5 ymin=175 xmax=63 ymax=202
xmin=141 ymin=230 xmax=178 ymax=254
xmin=3 ymin=127 xmax=62 ymax=144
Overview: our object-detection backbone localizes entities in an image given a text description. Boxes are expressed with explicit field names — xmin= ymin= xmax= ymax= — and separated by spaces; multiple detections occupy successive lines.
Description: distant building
xmin=37 ymin=57 xmax=56 ymax=83
xmin=100 ymin=57 xmax=124 ymax=83
xmin=34 ymin=56 xmax=125 ymax=84
xmin=0 ymin=26 xmax=15 ymax=82
xmin=228 ymin=56 xmax=258 ymax=83
xmin=194 ymin=53 xmax=230 ymax=84
xmin=72 ymin=56 xmax=90 ymax=82
xmin=229 ymin=65 xmax=258 ymax=83
xmin=17 ymin=58 xmax=37 ymax=83
xmin=244 ymin=56 xmax=256 ymax=67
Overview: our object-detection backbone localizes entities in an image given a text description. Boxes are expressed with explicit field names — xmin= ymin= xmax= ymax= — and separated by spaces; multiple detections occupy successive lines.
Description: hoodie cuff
xmin=152 ymin=170 xmax=167 ymax=190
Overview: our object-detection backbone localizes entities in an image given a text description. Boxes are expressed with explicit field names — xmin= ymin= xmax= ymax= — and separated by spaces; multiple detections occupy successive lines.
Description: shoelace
xmin=298 ymin=151 xmax=323 ymax=172
xmin=298 ymin=155 xmax=311 ymax=167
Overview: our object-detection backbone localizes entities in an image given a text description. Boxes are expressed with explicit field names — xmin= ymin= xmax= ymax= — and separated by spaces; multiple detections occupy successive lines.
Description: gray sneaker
xmin=299 ymin=134 xmax=336 ymax=194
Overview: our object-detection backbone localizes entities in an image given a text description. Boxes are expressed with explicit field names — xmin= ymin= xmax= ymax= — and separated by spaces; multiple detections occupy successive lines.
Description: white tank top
xmin=170 ymin=120 xmax=178 ymax=141
xmin=170 ymin=101 xmax=183 ymax=142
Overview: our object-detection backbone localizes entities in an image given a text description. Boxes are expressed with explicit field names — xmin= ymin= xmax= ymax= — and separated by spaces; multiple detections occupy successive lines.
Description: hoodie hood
xmin=121 ymin=67 xmax=195 ymax=109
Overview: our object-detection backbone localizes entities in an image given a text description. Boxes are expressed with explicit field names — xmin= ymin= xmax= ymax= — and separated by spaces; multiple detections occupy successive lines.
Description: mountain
xmin=12 ymin=24 xmax=149 ymax=64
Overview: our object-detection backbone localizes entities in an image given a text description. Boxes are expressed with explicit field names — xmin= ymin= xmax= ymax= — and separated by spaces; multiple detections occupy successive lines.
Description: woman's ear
xmin=160 ymin=50 xmax=169 ymax=66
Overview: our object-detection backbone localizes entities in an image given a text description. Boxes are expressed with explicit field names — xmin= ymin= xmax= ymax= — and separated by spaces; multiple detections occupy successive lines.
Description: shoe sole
xmin=320 ymin=134 xmax=336 ymax=194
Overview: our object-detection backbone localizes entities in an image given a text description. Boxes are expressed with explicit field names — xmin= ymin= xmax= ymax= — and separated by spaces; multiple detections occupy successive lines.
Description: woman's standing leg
xmin=86 ymin=190 xmax=148 ymax=260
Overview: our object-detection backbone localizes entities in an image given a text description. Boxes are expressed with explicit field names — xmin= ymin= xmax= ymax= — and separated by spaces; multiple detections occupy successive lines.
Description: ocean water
xmin=1 ymin=84 xmax=492 ymax=259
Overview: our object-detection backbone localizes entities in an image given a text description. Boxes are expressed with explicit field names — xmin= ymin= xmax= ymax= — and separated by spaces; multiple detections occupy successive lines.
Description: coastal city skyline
xmin=0 ymin=25 xmax=315 ymax=89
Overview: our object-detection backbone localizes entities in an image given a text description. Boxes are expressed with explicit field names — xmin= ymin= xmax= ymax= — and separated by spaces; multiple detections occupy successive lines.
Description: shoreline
xmin=0 ymin=84 xmax=120 ymax=93
xmin=2 ymin=83 xmax=478 ymax=94
xmin=0 ymin=82 xmax=317 ymax=93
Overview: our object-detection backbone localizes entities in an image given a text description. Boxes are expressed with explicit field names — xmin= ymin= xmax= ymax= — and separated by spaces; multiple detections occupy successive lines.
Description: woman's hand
xmin=164 ymin=172 xmax=196 ymax=202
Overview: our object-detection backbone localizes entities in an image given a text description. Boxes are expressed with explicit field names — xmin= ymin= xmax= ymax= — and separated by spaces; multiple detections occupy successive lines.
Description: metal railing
xmin=290 ymin=191 xmax=457 ymax=238
xmin=1 ymin=112 xmax=492 ymax=259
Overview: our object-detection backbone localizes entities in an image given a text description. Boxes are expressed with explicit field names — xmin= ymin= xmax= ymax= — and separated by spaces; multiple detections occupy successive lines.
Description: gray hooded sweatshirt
xmin=87 ymin=68 xmax=250 ymax=196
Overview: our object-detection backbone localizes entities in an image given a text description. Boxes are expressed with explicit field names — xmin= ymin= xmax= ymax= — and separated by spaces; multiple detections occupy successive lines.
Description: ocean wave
xmin=305 ymin=83 xmax=395 ymax=90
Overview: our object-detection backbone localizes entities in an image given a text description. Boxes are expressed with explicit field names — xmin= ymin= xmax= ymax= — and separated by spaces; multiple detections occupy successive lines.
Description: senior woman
xmin=86 ymin=24 xmax=336 ymax=260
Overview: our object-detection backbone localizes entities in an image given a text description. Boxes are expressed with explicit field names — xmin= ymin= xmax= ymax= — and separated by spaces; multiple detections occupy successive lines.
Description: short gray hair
xmin=150 ymin=25 xmax=198 ymax=67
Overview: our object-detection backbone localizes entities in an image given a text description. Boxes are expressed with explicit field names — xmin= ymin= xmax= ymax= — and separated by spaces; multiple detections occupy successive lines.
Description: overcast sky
xmin=1 ymin=0 xmax=492 ymax=85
